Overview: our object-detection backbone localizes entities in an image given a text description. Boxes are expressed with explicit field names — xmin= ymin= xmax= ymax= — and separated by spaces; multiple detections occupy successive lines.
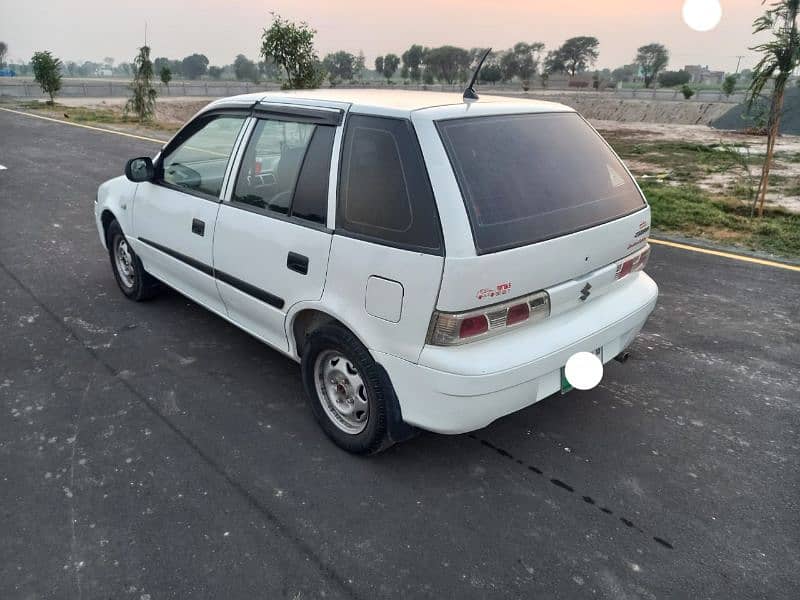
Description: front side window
xmin=161 ymin=115 xmax=245 ymax=198
xmin=338 ymin=115 xmax=442 ymax=253
xmin=232 ymin=119 xmax=318 ymax=216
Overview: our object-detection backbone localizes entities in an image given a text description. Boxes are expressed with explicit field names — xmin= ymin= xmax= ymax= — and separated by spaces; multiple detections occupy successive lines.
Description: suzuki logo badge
xmin=579 ymin=283 xmax=592 ymax=302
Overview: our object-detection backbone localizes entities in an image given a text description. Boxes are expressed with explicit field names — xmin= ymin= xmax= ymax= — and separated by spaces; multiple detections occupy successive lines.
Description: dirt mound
xmin=712 ymin=87 xmax=800 ymax=134
xmin=154 ymin=100 xmax=212 ymax=126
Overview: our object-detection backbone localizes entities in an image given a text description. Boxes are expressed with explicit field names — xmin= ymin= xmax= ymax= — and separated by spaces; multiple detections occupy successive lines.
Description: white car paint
xmin=95 ymin=89 xmax=658 ymax=435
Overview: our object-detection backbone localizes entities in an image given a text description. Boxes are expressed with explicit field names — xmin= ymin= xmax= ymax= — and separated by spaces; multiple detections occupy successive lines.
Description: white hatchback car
xmin=95 ymin=89 xmax=658 ymax=454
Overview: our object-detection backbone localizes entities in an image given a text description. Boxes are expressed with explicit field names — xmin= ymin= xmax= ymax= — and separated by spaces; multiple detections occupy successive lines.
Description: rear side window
xmin=338 ymin=115 xmax=442 ymax=253
xmin=437 ymin=112 xmax=645 ymax=254
xmin=231 ymin=119 xmax=334 ymax=225
xmin=291 ymin=126 xmax=335 ymax=225
xmin=232 ymin=119 xmax=316 ymax=215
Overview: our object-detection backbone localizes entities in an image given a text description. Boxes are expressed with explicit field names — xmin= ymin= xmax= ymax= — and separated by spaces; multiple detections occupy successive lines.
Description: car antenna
xmin=463 ymin=48 xmax=492 ymax=101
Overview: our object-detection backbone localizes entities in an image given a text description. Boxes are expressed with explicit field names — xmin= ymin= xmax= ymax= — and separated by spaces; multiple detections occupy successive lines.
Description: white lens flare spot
xmin=682 ymin=0 xmax=723 ymax=32
xmin=564 ymin=352 xmax=604 ymax=391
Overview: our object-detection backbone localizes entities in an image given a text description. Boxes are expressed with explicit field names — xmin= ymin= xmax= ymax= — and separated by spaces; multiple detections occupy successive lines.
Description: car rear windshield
xmin=436 ymin=112 xmax=645 ymax=254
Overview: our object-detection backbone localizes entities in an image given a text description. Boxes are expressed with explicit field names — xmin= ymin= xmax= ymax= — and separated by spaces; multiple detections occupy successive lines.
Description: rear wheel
xmin=301 ymin=324 xmax=394 ymax=454
xmin=107 ymin=220 xmax=160 ymax=301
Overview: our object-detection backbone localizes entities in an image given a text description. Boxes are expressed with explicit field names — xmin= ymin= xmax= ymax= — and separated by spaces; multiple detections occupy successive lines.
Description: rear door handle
xmin=191 ymin=218 xmax=205 ymax=236
xmin=287 ymin=252 xmax=309 ymax=275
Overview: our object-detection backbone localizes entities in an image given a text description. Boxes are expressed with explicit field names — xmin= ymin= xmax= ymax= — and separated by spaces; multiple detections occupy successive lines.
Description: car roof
xmin=206 ymin=89 xmax=575 ymax=120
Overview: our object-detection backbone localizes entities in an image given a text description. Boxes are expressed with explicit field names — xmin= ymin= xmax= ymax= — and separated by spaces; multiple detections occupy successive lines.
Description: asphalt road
xmin=1 ymin=108 xmax=798 ymax=600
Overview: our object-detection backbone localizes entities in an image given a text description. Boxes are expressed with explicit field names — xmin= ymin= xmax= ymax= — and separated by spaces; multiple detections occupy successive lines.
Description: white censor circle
xmin=682 ymin=0 xmax=723 ymax=32
xmin=564 ymin=352 xmax=604 ymax=390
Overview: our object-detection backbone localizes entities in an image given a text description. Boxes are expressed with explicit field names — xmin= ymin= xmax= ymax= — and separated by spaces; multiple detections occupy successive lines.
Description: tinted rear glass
xmin=437 ymin=112 xmax=645 ymax=254
xmin=338 ymin=115 xmax=442 ymax=253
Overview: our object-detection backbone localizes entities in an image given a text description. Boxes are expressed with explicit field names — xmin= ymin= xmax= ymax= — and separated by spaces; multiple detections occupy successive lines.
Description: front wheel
xmin=106 ymin=220 xmax=160 ymax=301
xmin=301 ymin=325 xmax=394 ymax=455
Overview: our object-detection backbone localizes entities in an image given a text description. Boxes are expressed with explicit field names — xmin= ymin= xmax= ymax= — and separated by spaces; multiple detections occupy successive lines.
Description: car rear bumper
xmin=375 ymin=272 xmax=658 ymax=434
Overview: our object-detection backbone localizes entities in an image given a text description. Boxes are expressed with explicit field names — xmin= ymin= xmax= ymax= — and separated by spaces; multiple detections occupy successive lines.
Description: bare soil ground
xmin=592 ymin=120 xmax=800 ymax=213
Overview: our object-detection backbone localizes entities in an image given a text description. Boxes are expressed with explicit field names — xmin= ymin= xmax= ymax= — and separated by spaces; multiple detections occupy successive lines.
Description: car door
xmin=130 ymin=111 xmax=248 ymax=314
xmin=212 ymin=107 xmax=340 ymax=353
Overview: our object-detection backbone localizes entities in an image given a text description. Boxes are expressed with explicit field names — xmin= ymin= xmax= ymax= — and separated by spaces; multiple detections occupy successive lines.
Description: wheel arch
xmin=100 ymin=209 xmax=118 ymax=247
xmin=288 ymin=306 xmax=371 ymax=360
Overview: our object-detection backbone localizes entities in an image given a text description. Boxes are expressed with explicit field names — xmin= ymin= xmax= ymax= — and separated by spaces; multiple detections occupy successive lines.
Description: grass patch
xmin=641 ymin=181 xmax=800 ymax=258
xmin=782 ymin=182 xmax=800 ymax=196
xmin=10 ymin=100 xmax=177 ymax=133
xmin=605 ymin=137 xmax=761 ymax=184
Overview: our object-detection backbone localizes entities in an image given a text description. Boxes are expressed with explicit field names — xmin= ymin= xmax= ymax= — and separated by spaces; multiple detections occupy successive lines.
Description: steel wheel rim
xmin=114 ymin=237 xmax=135 ymax=289
xmin=314 ymin=350 xmax=369 ymax=434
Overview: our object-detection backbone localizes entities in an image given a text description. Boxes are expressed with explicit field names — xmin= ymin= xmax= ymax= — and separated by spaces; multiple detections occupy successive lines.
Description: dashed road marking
xmin=0 ymin=164 xmax=7 ymax=170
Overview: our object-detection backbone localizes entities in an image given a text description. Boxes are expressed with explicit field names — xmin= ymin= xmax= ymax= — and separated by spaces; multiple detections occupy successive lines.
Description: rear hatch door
xmin=434 ymin=111 xmax=650 ymax=313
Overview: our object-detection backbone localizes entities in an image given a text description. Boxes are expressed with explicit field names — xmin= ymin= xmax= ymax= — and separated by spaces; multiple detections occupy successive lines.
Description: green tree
xmin=126 ymin=45 xmax=157 ymax=122
xmin=260 ymin=13 xmax=323 ymax=89
xmin=658 ymin=70 xmax=691 ymax=87
xmin=425 ymin=46 xmax=471 ymax=84
xmin=0 ymin=42 xmax=7 ymax=68
xmin=258 ymin=58 xmax=282 ymax=81
xmin=539 ymin=71 xmax=549 ymax=88
xmin=748 ymin=0 xmax=800 ymax=217
xmin=233 ymin=54 xmax=259 ymax=82
xmin=543 ymin=50 xmax=565 ymax=75
xmin=681 ymin=84 xmax=695 ymax=99
xmin=31 ymin=51 xmax=62 ymax=103
xmin=549 ymin=36 xmax=599 ymax=76
xmin=401 ymin=44 xmax=426 ymax=82
xmin=374 ymin=56 xmax=384 ymax=75
xmin=208 ymin=66 xmax=223 ymax=80
xmin=722 ymin=73 xmax=739 ymax=96
xmin=479 ymin=63 xmax=503 ymax=83
xmin=181 ymin=54 xmax=209 ymax=79
xmin=381 ymin=53 xmax=400 ymax=82
xmin=160 ymin=66 xmax=172 ymax=87
xmin=611 ymin=64 xmax=638 ymax=83
xmin=500 ymin=42 xmax=544 ymax=88
xmin=322 ymin=51 xmax=355 ymax=84
xmin=635 ymin=43 xmax=669 ymax=88
xmin=354 ymin=50 xmax=366 ymax=81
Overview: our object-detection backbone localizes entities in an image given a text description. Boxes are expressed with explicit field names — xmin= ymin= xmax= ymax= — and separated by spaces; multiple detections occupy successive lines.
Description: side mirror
xmin=124 ymin=157 xmax=155 ymax=183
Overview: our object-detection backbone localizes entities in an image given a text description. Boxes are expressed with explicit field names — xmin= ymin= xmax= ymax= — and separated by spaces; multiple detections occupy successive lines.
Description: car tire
xmin=106 ymin=220 xmax=160 ymax=301
xmin=301 ymin=324 xmax=395 ymax=455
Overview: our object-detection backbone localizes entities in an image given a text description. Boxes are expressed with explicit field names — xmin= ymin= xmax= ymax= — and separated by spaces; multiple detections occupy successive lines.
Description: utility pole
xmin=734 ymin=55 xmax=744 ymax=74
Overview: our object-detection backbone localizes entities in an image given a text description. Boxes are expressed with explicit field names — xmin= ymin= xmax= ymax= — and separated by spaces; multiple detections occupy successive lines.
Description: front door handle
xmin=287 ymin=252 xmax=309 ymax=275
xmin=191 ymin=218 xmax=205 ymax=236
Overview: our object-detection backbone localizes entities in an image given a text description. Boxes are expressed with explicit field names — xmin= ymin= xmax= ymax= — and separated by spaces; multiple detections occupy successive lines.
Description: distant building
xmin=684 ymin=65 xmax=725 ymax=85
xmin=95 ymin=67 xmax=113 ymax=77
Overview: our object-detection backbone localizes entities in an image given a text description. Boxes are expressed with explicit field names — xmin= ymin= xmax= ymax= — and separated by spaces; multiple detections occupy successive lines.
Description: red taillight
xmin=254 ymin=161 xmax=262 ymax=174
xmin=616 ymin=260 xmax=633 ymax=279
xmin=506 ymin=302 xmax=530 ymax=326
xmin=459 ymin=315 xmax=489 ymax=338
xmin=616 ymin=245 xmax=650 ymax=280
xmin=428 ymin=291 xmax=550 ymax=346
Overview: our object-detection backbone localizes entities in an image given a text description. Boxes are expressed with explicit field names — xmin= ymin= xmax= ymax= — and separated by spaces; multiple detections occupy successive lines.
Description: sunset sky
xmin=2 ymin=0 xmax=768 ymax=73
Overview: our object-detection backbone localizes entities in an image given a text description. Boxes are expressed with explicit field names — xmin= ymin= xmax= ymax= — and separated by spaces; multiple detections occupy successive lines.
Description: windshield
xmin=436 ymin=112 xmax=645 ymax=254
